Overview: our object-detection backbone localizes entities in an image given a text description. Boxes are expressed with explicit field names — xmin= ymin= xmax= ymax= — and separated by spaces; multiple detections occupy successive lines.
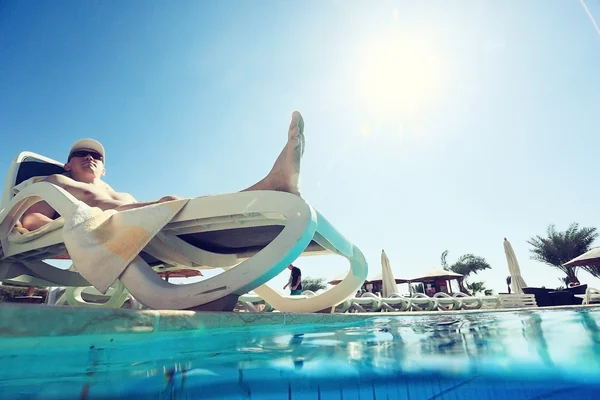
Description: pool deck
xmin=1 ymin=303 xmax=599 ymax=339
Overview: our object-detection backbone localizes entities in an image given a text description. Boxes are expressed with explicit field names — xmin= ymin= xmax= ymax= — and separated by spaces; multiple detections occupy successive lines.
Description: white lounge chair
xmin=380 ymin=293 xmax=411 ymax=312
xmin=53 ymin=281 xmax=139 ymax=309
xmin=432 ymin=292 xmax=462 ymax=311
xmin=236 ymin=292 xmax=274 ymax=312
xmin=236 ymin=289 xmax=324 ymax=313
xmin=577 ymin=287 xmax=600 ymax=305
xmin=452 ymin=292 xmax=484 ymax=310
xmin=51 ymin=263 xmax=191 ymax=309
xmin=240 ymin=288 xmax=389 ymax=314
xmin=0 ymin=151 xmax=368 ymax=312
xmin=409 ymin=293 xmax=438 ymax=311
xmin=497 ymin=293 xmax=537 ymax=308
xmin=347 ymin=292 xmax=383 ymax=312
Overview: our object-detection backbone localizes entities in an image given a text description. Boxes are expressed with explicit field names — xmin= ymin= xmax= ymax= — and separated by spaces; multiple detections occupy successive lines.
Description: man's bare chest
xmin=68 ymin=183 xmax=120 ymax=202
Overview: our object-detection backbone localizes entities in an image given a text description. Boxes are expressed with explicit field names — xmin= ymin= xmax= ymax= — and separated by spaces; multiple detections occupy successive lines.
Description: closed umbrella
xmin=504 ymin=238 xmax=527 ymax=294
xmin=381 ymin=249 xmax=399 ymax=297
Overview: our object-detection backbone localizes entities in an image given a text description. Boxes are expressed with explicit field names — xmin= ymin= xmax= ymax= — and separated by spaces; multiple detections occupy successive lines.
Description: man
xmin=283 ymin=264 xmax=302 ymax=295
xmin=21 ymin=111 xmax=305 ymax=231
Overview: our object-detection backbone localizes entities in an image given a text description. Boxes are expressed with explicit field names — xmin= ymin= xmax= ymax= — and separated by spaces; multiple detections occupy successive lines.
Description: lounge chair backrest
xmin=498 ymin=293 xmax=537 ymax=308
xmin=1 ymin=152 xmax=64 ymax=208
xmin=522 ymin=287 xmax=553 ymax=307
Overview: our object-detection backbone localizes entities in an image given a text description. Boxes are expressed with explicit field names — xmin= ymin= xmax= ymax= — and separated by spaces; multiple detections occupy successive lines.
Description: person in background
xmin=568 ymin=278 xmax=581 ymax=288
xmin=425 ymin=282 xmax=436 ymax=297
xmin=283 ymin=264 xmax=302 ymax=295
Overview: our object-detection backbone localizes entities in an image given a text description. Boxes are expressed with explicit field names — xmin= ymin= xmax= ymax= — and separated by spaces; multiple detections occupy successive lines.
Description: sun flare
xmin=355 ymin=34 xmax=446 ymax=122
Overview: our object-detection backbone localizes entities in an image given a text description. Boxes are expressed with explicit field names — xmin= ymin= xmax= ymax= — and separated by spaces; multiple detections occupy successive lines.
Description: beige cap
xmin=68 ymin=139 xmax=106 ymax=163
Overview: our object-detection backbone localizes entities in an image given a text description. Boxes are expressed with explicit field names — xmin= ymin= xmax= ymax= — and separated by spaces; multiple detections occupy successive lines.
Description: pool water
xmin=1 ymin=307 xmax=600 ymax=399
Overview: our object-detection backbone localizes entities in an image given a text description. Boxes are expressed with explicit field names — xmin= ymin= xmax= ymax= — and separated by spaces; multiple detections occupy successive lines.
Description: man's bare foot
xmin=243 ymin=111 xmax=305 ymax=195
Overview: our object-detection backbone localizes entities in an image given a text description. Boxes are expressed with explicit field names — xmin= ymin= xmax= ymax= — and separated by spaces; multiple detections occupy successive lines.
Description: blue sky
xmin=1 ymin=0 xmax=600 ymax=295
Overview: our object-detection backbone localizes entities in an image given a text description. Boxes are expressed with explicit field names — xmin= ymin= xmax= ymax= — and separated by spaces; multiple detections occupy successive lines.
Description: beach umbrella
xmin=367 ymin=273 xmax=409 ymax=285
xmin=504 ymin=238 xmax=527 ymax=294
xmin=408 ymin=268 xmax=463 ymax=295
xmin=381 ymin=249 xmax=399 ymax=297
xmin=564 ymin=247 xmax=600 ymax=268
xmin=409 ymin=268 xmax=463 ymax=282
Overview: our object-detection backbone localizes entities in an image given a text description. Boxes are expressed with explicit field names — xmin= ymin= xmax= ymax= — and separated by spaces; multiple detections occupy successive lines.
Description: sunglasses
xmin=69 ymin=150 xmax=103 ymax=161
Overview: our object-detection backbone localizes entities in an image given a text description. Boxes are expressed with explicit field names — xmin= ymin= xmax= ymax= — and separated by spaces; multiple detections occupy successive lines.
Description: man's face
xmin=65 ymin=148 xmax=105 ymax=179
xmin=288 ymin=265 xmax=293 ymax=270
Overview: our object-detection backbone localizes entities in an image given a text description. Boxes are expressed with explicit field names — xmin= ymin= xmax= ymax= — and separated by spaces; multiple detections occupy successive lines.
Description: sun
xmin=355 ymin=33 xmax=446 ymax=122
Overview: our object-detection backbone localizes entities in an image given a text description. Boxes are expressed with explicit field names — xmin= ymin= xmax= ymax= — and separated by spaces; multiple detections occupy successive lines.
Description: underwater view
xmin=1 ymin=307 xmax=599 ymax=399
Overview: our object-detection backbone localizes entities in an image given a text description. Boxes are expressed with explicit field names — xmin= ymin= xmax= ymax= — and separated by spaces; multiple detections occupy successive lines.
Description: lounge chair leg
xmin=187 ymin=294 xmax=240 ymax=312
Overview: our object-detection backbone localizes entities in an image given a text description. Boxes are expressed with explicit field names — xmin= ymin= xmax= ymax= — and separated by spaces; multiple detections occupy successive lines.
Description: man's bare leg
xmin=242 ymin=111 xmax=305 ymax=196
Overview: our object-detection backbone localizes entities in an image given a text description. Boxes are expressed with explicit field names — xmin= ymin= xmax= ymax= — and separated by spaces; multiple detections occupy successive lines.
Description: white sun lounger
xmin=236 ymin=290 xmax=324 ymax=313
xmin=576 ymin=287 xmax=600 ymax=305
xmin=497 ymin=293 xmax=537 ymax=308
xmin=51 ymin=263 xmax=193 ymax=309
xmin=450 ymin=292 xmax=484 ymax=310
xmin=380 ymin=293 xmax=412 ymax=312
xmin=236 ymin=292 xmax=274 ymax=312
xmin=0 ymin=152 xmax=368 ymax=312
xmin=238 ymin=290 xmax=383 ymax=314
xmin=53 ymin=280 xmax=137 ymax=309
xmin=346 ymin=292 xmax=383 ymax=312
xmin=409 ymin=293 xmax=438 ymax=311
xmin=432 ymin=292 xmax=462 ymax=311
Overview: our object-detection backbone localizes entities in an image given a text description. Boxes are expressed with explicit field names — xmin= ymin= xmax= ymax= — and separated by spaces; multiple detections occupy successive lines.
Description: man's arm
xmin=283 ymin=275 xmax=292 ymax=290
xmin=112 ymin=195 xmax=180 ymax=212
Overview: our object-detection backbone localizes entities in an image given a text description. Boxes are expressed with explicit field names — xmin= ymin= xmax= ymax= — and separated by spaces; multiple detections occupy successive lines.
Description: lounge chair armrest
xmin=0 ymin=182 xmax=77 ymax=240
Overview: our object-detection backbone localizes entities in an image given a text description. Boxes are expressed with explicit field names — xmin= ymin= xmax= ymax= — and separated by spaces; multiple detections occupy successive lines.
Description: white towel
xmin=63 ymin=198 xmax=189 ymax=293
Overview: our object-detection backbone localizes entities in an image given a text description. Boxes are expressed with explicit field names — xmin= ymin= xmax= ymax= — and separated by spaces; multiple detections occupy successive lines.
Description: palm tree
xmin=586 ymin=265 xmax=600 ymax=278
xmin=301 ymin=277 xmax=328 ymax=292
xmin=441 ymin=250 xmax=491 ymax=294
xmin=412 ymin=283 xmax=424 ymax=294
xmin=528 ymin=223 xmax=598 ymax=281
xmin=466 ymin=281 xmax=488 ymax=295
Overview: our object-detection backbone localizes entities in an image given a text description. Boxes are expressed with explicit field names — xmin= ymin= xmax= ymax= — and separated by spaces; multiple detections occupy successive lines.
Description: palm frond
xmin=450 ymin=254 xmax=490 ymax=276
xmin=441 ymin=250 xmax=449 ymax=270
xmin=301 ymin=277 xmax=328 ymax=292
xmin=528 ymin=223 xmax=598 ymax=278
xmin=583 ymin=265 xmax=600 ymax=278
xmin=466 ymin=281 xmax=487 ymax=295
